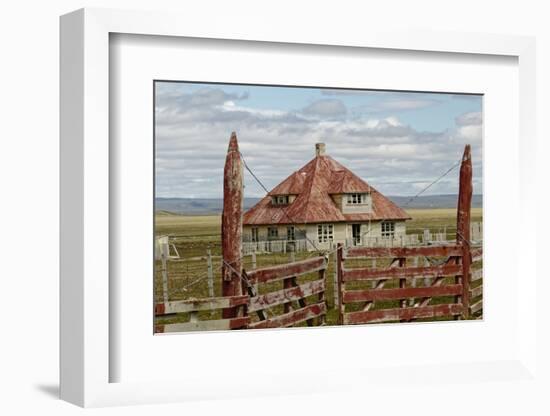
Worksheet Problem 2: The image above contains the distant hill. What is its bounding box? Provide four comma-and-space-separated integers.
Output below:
388, 194, 482, 209
155, 194, 482, 215
155, 198, 261, 215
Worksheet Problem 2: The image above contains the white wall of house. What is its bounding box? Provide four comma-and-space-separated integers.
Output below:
330, 193, 373, 214
341, 193, 373, 214
244, 220, 407, 251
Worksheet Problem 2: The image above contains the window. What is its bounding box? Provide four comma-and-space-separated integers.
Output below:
381, 221, 395, 238
251, 227, 259, 242
347, 193, 363, 204
317, 224, 334, 243
272, 195, 290, 205
268, 227, 279, 240
287, 226, 295, 241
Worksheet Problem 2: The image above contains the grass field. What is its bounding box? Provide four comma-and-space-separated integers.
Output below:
154, 208, 483, 328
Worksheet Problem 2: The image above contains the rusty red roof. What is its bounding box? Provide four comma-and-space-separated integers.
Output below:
243, 151, 411, 225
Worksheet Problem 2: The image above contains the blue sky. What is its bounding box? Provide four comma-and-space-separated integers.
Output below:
155, 81, 482, 198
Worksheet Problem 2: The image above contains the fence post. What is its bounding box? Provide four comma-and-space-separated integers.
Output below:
318, 266, 326, 325
410, 257, 418, 306
251, 251, 258, 294
207, 249, 214, 298
161, 249, 168, 304
332, 249, 339, 308
457, 145, 472, 319
221, 132, 244, 319
336, 243, 344, 325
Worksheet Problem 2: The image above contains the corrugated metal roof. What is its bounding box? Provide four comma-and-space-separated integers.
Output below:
243, 153, 411, 225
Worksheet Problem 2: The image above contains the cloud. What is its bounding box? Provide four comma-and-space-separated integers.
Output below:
455, 111, 482, 126
451, 111, 483, 144
155, 84, 483, 198
300, 99, 347, 117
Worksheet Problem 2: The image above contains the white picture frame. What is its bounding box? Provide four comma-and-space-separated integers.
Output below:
60, 7, 538, 408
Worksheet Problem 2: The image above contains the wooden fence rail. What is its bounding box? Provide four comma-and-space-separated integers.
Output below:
246, 256, 328, 329
155, 255, 329, 332
337, 244, 467, 325
155, 295, 249, 333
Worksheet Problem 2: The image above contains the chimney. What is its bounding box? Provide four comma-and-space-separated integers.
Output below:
315, 143, 326, 157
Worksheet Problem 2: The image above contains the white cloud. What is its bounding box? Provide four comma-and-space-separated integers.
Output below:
301, 99, 347, 117
155, 86, 482, 197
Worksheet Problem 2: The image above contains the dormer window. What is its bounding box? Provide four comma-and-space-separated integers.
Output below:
347, 193, 366, 204
272, 195, 290, 205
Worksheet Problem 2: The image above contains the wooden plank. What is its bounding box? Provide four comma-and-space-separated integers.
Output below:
345, 245, 462, 259
361, 257, 400, 312
242, 270, 267, 321
155, 295, 248, 315
343, 284, 463, 303
470, 299, 483, 314
471, 247, 483, 263
248, 302, 326, 329
155, 316, 249, 333
470, 285, 483, 298
342, 263, 462, 282
247, 256, 327, 284
471, 269, 483, 282
343, 303, 463, 325
283, 277, 294, 314
317, 268, 326, 326
399, 257, 406, 311
249, 279, 325, 312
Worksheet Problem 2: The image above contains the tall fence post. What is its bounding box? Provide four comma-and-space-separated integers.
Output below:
207, 249, 214, 298
457, 145, 472, 319
336, 243, 344, 325
221, 132, 244, 318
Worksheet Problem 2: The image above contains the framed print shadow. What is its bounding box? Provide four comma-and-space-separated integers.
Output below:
153, 82, 484, 334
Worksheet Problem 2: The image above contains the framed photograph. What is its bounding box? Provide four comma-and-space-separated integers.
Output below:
152, 81, 483, 335
60, 8, 538, 408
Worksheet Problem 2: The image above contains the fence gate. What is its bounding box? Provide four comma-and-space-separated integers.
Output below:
244, 256, 328, 329
336, 144, 482, 324
337, 245, 470, 324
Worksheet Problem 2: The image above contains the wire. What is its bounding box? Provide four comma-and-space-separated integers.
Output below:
240, 152, 324, 254
402, 158, 462, 208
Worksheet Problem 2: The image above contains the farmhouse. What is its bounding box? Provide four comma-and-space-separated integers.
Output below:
243, 143, 411, 252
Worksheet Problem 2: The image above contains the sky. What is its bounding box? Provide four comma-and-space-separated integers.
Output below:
155, 81, 482, 198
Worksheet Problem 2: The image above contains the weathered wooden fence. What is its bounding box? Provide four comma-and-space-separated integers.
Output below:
245, 256, 328, 329
155, 255, 328, 331
336, 144, 482, 325
155, 295, 249, 333
469, 247, 483, 318
336, 245, 472, 324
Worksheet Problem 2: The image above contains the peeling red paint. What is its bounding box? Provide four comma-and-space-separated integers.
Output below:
221, 132, 244, 319
243, 152, 410, 225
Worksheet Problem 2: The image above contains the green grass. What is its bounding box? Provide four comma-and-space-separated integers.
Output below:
154, 208, 483, 329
